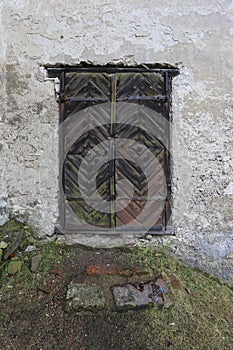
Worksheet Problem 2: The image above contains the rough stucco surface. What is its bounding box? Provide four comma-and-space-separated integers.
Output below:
0, 0, 232, 284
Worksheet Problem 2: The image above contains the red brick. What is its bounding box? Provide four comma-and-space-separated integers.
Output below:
103, 265, 117, 275
86, 264, 101, 276
119, 269, 134, 277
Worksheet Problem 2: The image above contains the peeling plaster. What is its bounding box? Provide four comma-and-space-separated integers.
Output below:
0, 0, 232, 285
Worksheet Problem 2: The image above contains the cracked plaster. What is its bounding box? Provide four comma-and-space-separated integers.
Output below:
0, 0, 232, 284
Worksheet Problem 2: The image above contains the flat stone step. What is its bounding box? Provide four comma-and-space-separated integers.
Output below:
112, 278, 170, 310
65, 278, 171, 312
66, 282, 106, 311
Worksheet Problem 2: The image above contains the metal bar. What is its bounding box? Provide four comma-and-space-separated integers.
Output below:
117, 95, 166, 102
164, 71, 169, 96
59, 71, 65, 230
167, 76, 173, 227
163, 72, 172, 230
55, 227, 175, 235
61, 97, 109, 102
65, 196, 164, 201
61, 95, 166, 102
47, 66, 180, 76
110, 74, 117, 228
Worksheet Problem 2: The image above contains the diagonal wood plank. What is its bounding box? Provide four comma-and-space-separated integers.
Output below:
62, 71, 169, 232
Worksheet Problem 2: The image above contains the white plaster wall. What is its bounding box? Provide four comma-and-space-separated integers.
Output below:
0, 0, 232, 283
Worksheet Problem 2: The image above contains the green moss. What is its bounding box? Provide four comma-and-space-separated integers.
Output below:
36, 240, 74, 273
0, 218, 38, 248
0, 239, 232, 349
132, 242, 233, 350
0, 240, 74, 305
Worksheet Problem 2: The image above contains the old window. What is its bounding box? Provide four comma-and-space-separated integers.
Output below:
48, 66, 179, 235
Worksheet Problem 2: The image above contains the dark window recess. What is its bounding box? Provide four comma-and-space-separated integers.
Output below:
48, 66, 179, 235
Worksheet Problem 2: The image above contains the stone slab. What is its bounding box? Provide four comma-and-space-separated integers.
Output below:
30, 254, 42, 273
7, 260, 23, 275
112, 279, 169, 309
66, 282, 106, 311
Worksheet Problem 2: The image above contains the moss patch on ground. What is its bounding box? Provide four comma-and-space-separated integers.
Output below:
133, 243, 233, 349
0, 231, 232, 350
0, 219, 74, 306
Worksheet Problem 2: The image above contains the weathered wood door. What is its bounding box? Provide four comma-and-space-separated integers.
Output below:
57, 68, 177, 235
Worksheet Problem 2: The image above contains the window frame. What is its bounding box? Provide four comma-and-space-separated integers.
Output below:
47, 65, 179, 236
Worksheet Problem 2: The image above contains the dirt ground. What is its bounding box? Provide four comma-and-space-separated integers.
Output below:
0, 239, 233, 350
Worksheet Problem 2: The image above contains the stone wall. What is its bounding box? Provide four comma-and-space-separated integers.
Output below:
0, 0, 232, 284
